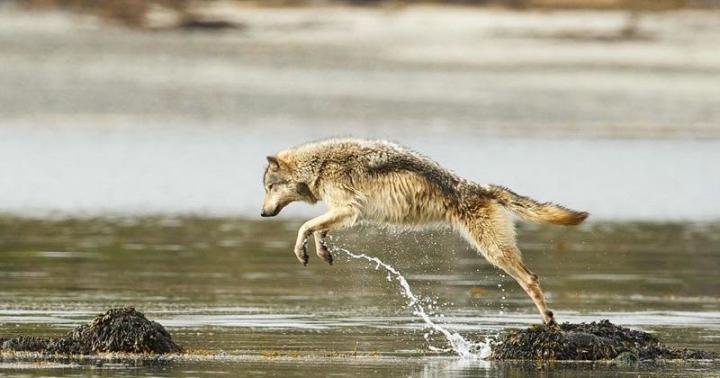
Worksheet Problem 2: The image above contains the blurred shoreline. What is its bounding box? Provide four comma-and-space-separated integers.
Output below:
18, 0, 720, 30
2, 4, 720, 138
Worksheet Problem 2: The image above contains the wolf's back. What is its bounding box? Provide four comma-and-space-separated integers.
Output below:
486, 185, 588, 226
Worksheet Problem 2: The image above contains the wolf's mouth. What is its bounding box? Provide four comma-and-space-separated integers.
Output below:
260, 208, 279, 217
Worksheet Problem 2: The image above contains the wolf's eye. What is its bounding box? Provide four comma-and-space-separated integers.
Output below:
268, 183, 275, 191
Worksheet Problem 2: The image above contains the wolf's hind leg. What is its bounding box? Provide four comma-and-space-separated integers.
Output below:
314, 230, 333, 265
461, 211, 556, 325
502, 256, 556, 326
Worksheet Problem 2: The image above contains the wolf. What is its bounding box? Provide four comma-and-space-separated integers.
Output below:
261, 138, 588, 325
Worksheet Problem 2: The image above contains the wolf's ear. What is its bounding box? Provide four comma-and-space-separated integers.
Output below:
266, 156, 280, 170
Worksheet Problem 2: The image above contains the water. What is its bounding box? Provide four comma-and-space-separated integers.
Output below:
334, 247, 491, 358
1, 217, 719, 376
1, 126, 719, 221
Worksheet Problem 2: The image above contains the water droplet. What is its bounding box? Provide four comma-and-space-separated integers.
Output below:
334, 246, 492, 358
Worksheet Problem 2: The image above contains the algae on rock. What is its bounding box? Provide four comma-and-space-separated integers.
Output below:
491, 320, 717, 361
1, 308, 181, 354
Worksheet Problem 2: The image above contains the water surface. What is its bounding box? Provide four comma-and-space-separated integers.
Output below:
0, 217, 718, 376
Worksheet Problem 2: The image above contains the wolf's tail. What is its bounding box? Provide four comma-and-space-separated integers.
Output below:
485, 185, 588, 226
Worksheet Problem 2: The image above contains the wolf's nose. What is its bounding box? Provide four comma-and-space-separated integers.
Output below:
260, 211, 268, 217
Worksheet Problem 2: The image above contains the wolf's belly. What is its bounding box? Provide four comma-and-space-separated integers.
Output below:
361, 195, 448, 226
355, 171, 456, 226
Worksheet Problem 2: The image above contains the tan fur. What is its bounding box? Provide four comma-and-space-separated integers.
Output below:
261, 138, 588, 325
487, 185, 589, 225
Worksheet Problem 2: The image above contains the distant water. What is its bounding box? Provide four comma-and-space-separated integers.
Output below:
0, 125, 718, 220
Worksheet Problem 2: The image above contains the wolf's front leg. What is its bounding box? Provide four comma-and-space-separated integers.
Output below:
314, 230, 332, 265
294, 207, 357, 266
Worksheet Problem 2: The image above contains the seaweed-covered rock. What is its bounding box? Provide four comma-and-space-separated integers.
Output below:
1, 308, 181, 354
491, 319, 718, 361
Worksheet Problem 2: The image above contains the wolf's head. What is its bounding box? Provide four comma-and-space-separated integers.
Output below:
261, 155, 316, 217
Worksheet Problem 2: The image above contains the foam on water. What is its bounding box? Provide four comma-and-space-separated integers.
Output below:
334, 247, 491, 359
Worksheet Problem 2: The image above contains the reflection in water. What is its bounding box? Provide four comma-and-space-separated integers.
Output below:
0, 216, 719, 376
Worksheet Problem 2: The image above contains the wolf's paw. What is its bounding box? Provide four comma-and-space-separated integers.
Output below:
315, 241, 333, 265
294, 239, 309, 266
544, 311, 559, 329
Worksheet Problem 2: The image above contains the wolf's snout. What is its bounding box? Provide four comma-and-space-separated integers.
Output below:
261, 208, 278, 217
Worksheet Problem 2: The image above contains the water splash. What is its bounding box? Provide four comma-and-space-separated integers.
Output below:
334, 246, 491, 359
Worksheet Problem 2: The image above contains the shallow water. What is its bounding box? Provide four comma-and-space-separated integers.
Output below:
0, 217, 718, 376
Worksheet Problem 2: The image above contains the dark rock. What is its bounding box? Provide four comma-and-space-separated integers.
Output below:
1, 308, 181, 354
178, 18, 243, 31
491, 319, 718, 361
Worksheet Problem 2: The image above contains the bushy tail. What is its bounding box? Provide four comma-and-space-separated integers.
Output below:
486, 185, 588, 225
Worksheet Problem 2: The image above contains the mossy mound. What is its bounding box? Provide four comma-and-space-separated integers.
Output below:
1, 308, 181, 354
491, 320, 717, 361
